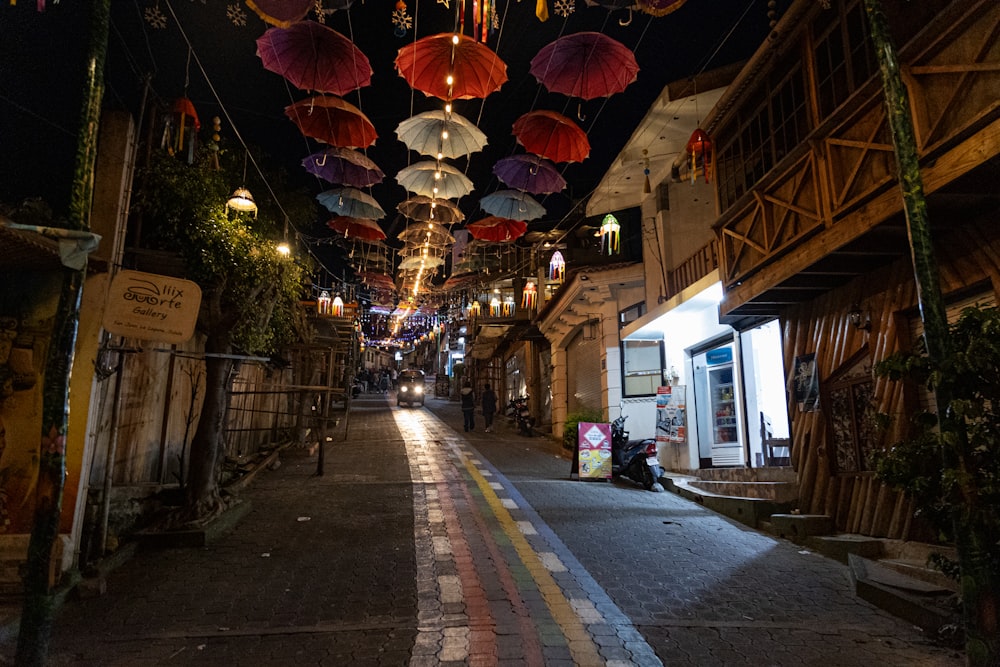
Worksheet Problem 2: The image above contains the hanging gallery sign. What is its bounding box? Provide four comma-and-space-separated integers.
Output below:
103, 270, 201, 344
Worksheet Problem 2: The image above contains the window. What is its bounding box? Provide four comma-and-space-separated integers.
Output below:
621, 339, 665, 397
619, 301, 646, 329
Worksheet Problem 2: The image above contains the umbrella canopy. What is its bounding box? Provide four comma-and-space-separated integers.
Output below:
395, 110, 488, 159
530, 32, 639, 100
467, 216, 528, 242
356, 270, 396, 288
636, 0, 686, 16
246, 0, 313, 27
395, 32, 508, 101
397, 196, 465, 224
492, 155, 566, 194
512, 110, 591, 163
302, 147, 384, 187
285, 96, 377, 148
398, 224, 456, 246
479, 190, 546, 221
396, 161, 475, 199
398, 255, 445, 270
257, 22, 372, 96
317, 187, 386, 219
326, 216, 386, 242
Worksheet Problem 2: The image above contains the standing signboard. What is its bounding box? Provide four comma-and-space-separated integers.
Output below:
574, 422, 612, 480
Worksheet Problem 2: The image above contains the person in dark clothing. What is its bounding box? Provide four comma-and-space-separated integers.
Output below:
460, 381, 475, 432
481, 383, 497, 433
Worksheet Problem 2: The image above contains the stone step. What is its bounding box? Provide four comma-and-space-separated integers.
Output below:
688, 479, 798, 503
848, 554, 960, 635
878, 558, 958, 593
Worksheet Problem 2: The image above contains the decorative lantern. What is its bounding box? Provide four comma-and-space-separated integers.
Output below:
163, 97, 200, 162
548, 250, 565, 282
317, 290, 332, 315
502, 298, 515, 317
490, 296, 501, 317
469, 300, 482, 317
600, 213, 621, 255
332, 295, 345, 317
686, 128, 713, 184
522, 281, 538, 310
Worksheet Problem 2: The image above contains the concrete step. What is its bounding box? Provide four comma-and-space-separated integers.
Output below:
849, 554, 960, 636
688, 479, 798, 503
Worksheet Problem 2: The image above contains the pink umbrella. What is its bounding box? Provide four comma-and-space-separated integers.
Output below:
302, 147, 384, 187
257, 22, 372, 96
530, 32, 639, 100
492, 155, 566, 195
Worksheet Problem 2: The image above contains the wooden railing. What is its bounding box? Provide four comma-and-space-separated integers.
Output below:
666, 239, 719, 299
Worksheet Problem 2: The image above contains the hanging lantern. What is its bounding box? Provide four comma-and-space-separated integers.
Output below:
686, 128, 713, 184
469, 300, 482, 317
502, 298, 515, 317
522, 281, 538, 310
163, 97, 201, 162
600, 213, 621, 255
317, 290, 332, 315
490, 296, 501, 317
332, 295, 345, 317
548, 250, 566, 282
226, 187, 258, 216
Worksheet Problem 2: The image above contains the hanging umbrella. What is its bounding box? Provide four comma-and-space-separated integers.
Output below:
317, 187, 386, 219
492, 155, 566, 194
399, 255, 446, 270
356, 270, 396, 288
326, 216, 386, 241
398, 224, 456, 246
636, 0, 686, 16
452, 254, 498, 274
257, 22, 372, 96
530, 32, 639, 100
302, 147, 384, 187
467, 216, 528, 242
246, 0, 313, 27
395, 32, 508, 101
583, 0, 635, 7
479, 190, 546, 221
397, 196, 465, 224
395, 110, 488, 159
512, 110, 591, 163
285, 96, 377, 148
396, 161, 475, 199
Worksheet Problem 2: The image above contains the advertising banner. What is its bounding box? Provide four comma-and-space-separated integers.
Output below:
575, 422, 612, 480
656, 385, 687, 445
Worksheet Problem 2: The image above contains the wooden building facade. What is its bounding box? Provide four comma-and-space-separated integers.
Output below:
709, 0, 1000, 536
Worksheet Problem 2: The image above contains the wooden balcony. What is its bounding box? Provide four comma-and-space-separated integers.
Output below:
714, 0, 1000, 324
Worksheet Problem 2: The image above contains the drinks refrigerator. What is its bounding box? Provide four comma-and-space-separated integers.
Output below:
695, 345, 743, 467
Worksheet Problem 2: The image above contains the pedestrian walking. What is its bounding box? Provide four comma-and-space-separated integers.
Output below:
460, 381, 475, 432
481, 383, 497, 432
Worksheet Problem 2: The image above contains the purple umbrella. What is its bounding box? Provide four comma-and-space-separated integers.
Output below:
257, 21, 372, 96
492, 155, 566, 195
302, 147, 384, 187
530, 32, 639, 100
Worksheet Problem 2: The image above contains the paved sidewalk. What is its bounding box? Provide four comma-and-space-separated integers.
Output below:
0, 391, 963, 666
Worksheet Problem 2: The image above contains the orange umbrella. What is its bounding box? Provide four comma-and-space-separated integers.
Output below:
285, 96, 377, 148
467, 216, 527, 242
396, 33, 508, 101
512, 110, 590, 163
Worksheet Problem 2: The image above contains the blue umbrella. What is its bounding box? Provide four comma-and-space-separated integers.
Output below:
317, 187, 385, 219
479, 190, 546, 221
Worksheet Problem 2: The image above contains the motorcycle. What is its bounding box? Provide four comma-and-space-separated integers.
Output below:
611, 415, 664, 491
507, 396, 534, 437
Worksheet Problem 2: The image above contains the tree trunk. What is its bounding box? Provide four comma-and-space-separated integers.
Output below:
183, 336, 234, 524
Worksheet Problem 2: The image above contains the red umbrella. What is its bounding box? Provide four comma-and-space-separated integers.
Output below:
302, 147, 384, 187
396, 33, 508, 101
512, 110, 591, 163
285, 96, 377, 148
467, 216, 528, 242
246, 0, 313, 27
530, 32, 639, 100
492, 155, 566, 194
326, 216, 386, 242
357, 271, 396, 288
257, 22, 372, 96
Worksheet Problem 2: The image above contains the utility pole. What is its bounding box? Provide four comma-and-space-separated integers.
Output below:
863, 1, 997, 664
16, 1, 110, 665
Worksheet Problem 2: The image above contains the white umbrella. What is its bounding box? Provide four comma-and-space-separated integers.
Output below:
395, 110, 488, 159
396, 161, 474, 200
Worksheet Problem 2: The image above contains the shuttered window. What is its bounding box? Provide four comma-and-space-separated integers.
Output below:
566, 329, 601, 413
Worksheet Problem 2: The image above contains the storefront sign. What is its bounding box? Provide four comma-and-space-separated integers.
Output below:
103, 270, 201, 344
575, 422, 612, 479
656, 385, 687, 445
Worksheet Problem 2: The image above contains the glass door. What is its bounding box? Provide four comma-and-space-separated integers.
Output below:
694, 343, 743, 466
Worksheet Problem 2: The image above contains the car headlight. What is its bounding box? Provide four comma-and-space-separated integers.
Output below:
414, 386, 423, 394
401, 386, 408, 392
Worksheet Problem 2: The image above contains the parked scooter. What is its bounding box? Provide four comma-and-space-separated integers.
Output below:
611, 415, 664, 491
507, 396, 534, 436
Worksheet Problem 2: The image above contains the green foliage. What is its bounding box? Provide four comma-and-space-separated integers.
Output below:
563, 408, 605, 451
134, 148, 312, 355
874, 306, 1000, 574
